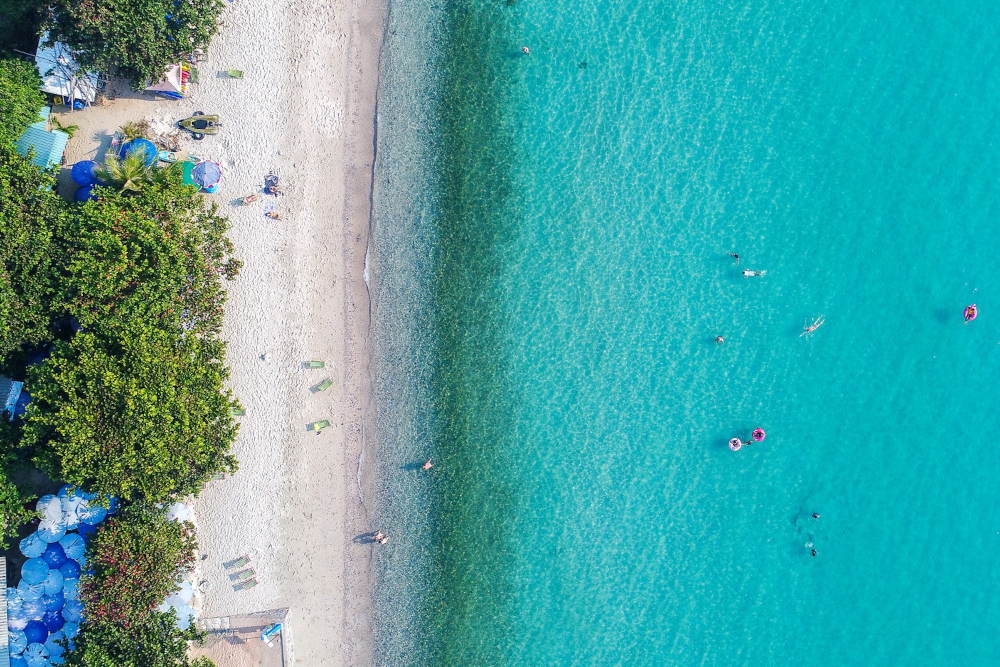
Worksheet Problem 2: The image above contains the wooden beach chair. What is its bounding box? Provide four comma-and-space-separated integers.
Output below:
306, 360, 325, 369
316, 378, 333, 392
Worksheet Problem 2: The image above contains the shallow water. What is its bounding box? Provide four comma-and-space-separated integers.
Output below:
373, 1, 1000, 664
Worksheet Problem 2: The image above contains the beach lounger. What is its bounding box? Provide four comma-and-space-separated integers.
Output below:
229, 555, 251, 569
231, 568, 255, 581
225, 70, 244, 79
210, 473, 225, 480
310, 420, 331, 431
306, 360, 325, 368
316, 378, 333, 392
232, 407, 245, 416
233, 578, 257, 591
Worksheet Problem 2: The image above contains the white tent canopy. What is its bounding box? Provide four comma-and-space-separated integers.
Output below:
145, 64, 184, 94
35, 33, 100, 103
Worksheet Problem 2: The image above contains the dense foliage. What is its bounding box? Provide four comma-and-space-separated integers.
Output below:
0, 58, 45, 143
23, 319, 239, 501
46, 0, 225, 87
0, 0, 45, 58
56, 167, 237, 336
0, 446, 37, 548
0, 140, 64, 359
61, 610, 214, 667
81, 505, 197, 626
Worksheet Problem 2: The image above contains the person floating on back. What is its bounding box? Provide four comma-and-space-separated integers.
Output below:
727, 252, 740, 265
964, 303, 978, 324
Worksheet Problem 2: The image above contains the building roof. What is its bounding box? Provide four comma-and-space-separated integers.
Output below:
16, 107, 70, 169
35, 33, 99, 103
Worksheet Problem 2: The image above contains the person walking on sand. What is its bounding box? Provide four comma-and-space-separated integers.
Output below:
727, 252, 740, 265
422, 459, 433, 470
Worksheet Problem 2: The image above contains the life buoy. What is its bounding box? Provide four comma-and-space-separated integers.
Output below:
752, 428, 766, 442
729, 438, 743, 451
964, 304, 978, 322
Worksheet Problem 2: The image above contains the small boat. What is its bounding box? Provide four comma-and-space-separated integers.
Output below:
178, 111, 221, 140
157, 151, 178, 163
729, 437, 743, 451
964, 304, 977, 323
743, 269, 767, 278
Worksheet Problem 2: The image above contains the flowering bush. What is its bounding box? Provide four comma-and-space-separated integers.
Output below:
81, 505, 196, 627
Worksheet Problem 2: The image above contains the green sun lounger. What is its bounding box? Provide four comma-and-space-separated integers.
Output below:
310, 420, 331, 431
306, 360, 325, 368
226, 70, 243, 79
234, 578, 257, 591
316, 378, 333, 392
232, 568, 255, 581
232, 407, 245, 416
229, 555, 250, 569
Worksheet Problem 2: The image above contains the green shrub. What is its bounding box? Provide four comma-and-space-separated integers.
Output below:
0, 58, 44, 143
46, 0, 224, 88
23, 318, 239, 502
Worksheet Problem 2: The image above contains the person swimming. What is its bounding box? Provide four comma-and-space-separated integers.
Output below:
422, 459, 433, 470
811, 513, 820, 519
715, 336, 724, 345
727, 252, 740, 265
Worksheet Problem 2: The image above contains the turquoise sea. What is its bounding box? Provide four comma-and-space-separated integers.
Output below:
371, 1, 1000, 664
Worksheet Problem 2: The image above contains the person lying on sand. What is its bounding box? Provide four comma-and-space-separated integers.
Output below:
265, 211, 281, 220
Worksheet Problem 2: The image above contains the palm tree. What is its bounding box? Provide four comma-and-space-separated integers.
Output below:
95, 152, 156, 194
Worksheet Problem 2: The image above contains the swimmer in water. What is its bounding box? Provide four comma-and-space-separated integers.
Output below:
811, 513, 820, 519
522, 46, 530, 55
727, 252, 740, 265
811, 549, 817, 557
715, 336, 724, 345
422, 459, 433, 471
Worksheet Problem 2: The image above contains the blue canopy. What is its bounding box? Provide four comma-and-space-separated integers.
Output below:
23, 642, 48, 667
58, 560, 80, 581
23, 621, 47, 645
42, 568, 64, 596
16, 579, 44, 602
74, 184, 98, 203
21, 559, 49, 586
70, 160, 100, 186
119, 138, 157, 167
58, 534, 84, 560
9, 630, 27, 655
20, 533, 47, 559
42, 542, 67, 568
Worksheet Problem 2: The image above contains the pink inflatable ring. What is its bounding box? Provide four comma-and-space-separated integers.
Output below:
752, 428, 766, 442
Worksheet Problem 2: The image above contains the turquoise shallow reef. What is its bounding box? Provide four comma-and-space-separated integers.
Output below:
371, 0, 1000, 664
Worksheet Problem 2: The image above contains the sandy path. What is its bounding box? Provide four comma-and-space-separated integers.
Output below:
184, 1, 385, 666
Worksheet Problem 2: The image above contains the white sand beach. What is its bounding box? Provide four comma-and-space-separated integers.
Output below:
58, 0, 386, 664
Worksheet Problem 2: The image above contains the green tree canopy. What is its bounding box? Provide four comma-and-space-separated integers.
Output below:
46, 0, 224, 88
56, 170, 238, 338
22, 319, 239, 501
0, 58, 44, 143
61, 610, 214, 667
0, 140, 64, 360
82, 504, 197, 626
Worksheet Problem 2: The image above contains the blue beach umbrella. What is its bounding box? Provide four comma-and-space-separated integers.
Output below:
41, 569, 63, 596
77, 501, 106, 526
20, 597, 46, 620
45, 630, 66, 664
42, 543, 67, 569
58, 560, 80, 581
42, 611, 64, 634
8, 609, 30, 632
9, 630, 27, 655
57, 534, 84, 561
17, 580, 44, 602
74, 184, 98, 203
61, 623, 78, 640
119, 138, 157, 167
12, 656, 28, 667
20, 533, 47, 558
22, 559, 50, 585
41, 592, 64, 613
61, 579, 78, 602
191, 160, 222, 189
61, 600, 83, 624
8, 586, 23, 610
37, 520, 66, 544
23, 621, 47, 645
70, 160, 100, 186
23, 642, 48, 667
